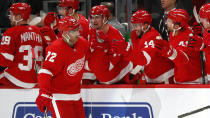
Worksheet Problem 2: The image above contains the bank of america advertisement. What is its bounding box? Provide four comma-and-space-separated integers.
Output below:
1, 85, 210, 118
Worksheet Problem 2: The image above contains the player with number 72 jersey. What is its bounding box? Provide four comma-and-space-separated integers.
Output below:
0, 25, 46, 88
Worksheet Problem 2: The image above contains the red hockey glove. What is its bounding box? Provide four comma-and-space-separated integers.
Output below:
203, 29, 210, 46
91, 38, 110, 50
96, 30, 108, 40
188, 34, 204, 51
124, 73, 140, 84
131, 30, 138, 40
192, 21, 203, 36
40, 27, 57, 43
44, 12, 58, 29
91, 30, 109, 50
155, 40, 177, 60
36, 73, 52, 113
111, 40, 131, 56
36, 89, 52, 113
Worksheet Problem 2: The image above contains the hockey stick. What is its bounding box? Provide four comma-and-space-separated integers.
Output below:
29, 17, 42, 26
193, 6, 206, 84
44, 107, 48, 118
193, 6, 200, 24
178, 105, 210, 118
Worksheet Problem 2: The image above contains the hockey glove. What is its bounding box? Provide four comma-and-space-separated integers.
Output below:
203, 29, 210, 46
155, 40, 177, 60
96, 30, 108, 41
188, 34, 204, 51
91, 30, 109, 50
192, 21, 203, 36
124, 73, 140, 84
131, 30, 138, 40
111, 40, 131, 56
36, 89, 52, 113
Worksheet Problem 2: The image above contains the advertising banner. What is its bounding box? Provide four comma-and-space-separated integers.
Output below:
0, 85, 210, 118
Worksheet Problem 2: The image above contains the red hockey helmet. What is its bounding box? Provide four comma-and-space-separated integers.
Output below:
199, 3, 210, 21
168, 9, 189, 28
44, 12, 59, 27
58, 16, 79, 32
59, 0, 79, 10
131, 10, 152, 25
9, 2, 31, 20
89, 5, 110, 18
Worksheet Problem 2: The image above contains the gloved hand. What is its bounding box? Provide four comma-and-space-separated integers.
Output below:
155, 39, 176, 59
36, 89, 52, 113
44, 12, 58, 29
203, 29, 210, 46
131, 30, 138, 40
91, 38, 109, 50
40, 27, 57, 43
91, 29, 109, 50
124, 73, 138, 84
111, 40, 131, 56
188, 34, 204, 51
192, 21, 203, 36
96, 30, 108, 41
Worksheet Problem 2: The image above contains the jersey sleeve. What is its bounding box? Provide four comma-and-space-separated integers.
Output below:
79, 15, 89, 39
0, 29, 16, 67
38, 46, 65, 77
37, 45, 64, 90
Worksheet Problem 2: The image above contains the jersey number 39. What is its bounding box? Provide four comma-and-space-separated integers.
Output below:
18, 45, 43, 71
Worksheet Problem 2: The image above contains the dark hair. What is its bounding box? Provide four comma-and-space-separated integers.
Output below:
101, 2, 115, 16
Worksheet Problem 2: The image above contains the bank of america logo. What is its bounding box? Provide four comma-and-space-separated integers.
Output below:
84, 102, 154, 118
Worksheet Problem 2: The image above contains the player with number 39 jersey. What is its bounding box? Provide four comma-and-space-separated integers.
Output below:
0, 3, 46, 88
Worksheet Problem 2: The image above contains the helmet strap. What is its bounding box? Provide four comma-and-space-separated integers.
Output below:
142, 25, 150, 33
68, 9, 75, 16
13, 16, 23, 25
102, 16, 108, 25
172, 24, 181, 36
62, 34, 71, 44
101, 16, 108, 29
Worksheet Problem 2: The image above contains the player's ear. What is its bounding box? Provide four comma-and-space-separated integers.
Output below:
174, 23, 181, 29
103, 15, 108, 21
143, 22, 149, 28
16, 14, 23, 20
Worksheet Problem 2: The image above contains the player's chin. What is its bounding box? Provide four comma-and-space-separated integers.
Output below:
161, 3, 165, 9
135, 30, 141, 36
93, 24, 99, 29
75, 35, 79, 39
73, 36, 79, 42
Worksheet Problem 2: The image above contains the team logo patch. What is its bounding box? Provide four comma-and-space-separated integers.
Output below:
67, 56, 85, 76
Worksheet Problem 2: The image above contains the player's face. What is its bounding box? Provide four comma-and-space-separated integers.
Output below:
166, 18, 174, 31
67, 8, 74, 16
161, 0, 176, 10
90, 15, 104, 29
57, 6, 68, 17
9, 12, 22, 26
200, 18, 210, 29
131, 23, 143, 36
62, 28, 80, 45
